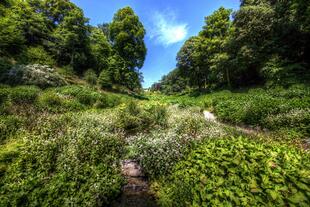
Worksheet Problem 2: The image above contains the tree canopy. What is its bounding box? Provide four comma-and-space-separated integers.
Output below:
0, 1, 146, 91
154, 1, 310, 94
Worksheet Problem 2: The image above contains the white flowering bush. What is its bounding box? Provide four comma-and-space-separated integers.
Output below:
1, 64, 67, 88
127, 106, 227, 179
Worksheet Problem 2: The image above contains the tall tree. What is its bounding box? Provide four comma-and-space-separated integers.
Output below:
89, 27, 111, 73
50, 5, 90, 72
200, 7, 232, 87
109, 7, 147, 70
109, 7, 147, 89
176, 7, 233, 89
177, 36, 207, 89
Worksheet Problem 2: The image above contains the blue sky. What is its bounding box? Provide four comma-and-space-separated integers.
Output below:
71, 0, 240, 88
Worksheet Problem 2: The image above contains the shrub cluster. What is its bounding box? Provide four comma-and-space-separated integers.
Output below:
157, 137, 310, 207
0, 86, 41, 116
0, 57, 12, 77
0, 140, 22, 177
208, 87, 310, 137
37, 85, 128, 112
0, 112, 126, 206
83, 69, 97, 86
116, 101, 168, 133
17, 46, 55, 66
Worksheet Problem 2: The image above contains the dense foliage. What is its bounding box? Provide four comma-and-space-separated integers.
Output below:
0, 1, 146, 91
153, 1, 310, 94
157, 137, 310, 206
0, 112, 126, 206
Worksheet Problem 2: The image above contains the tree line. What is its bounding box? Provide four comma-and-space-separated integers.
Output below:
152, 0, 310, 94
0, 0, 146, 91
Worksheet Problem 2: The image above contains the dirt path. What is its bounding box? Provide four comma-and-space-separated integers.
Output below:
203, 110, 263, 136
111, 160, 157, 207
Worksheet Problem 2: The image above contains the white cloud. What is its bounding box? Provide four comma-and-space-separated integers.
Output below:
149, 11, 188, 47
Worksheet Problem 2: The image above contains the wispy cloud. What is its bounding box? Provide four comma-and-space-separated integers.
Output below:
149, 10, 188, 47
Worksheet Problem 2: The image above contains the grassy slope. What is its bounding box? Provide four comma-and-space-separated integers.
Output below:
147, 84, 310, 140
0, 79, 309, 206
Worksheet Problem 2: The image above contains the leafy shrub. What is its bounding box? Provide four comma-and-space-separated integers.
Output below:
116, 101, 149, 132
98, 69, 112, 89
37, 90, 85, 112
116, 101, 168, 132
261, 56, 309, 87
84, 69, 97, 86
145, 103, 168, 127
0, 115, 23, 142
7, 85, 41, 104
196, 86, 309, 137
0, 64, 67, 88
55, 85, 101, 106
18, 46, 55, 66
129, 131, 191, 179
0, 87, 9, 105
174, 114, 206, 137
157, 137, 310, 207
263, 109, 310, 137
38, 86, 126, 112
0, 113, 125, 206
0, 140, 23, 177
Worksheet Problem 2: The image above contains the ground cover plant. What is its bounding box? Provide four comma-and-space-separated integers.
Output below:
0, 112, 126, 206
156, 137, 310, 207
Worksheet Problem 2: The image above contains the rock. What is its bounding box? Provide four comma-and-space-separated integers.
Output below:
121, 160, 144, 177
203, 111, 216, 121
113, 160, 158, 207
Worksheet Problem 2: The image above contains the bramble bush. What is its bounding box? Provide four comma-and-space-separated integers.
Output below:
157, 137, 310, 207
